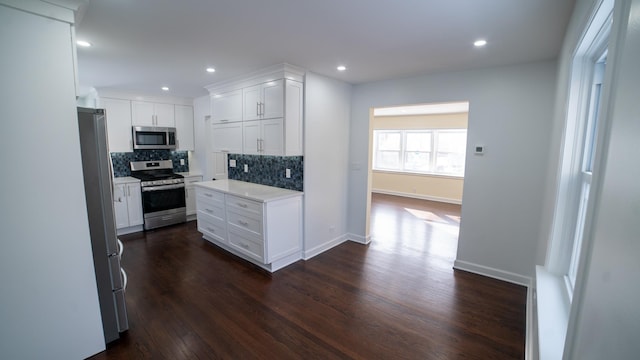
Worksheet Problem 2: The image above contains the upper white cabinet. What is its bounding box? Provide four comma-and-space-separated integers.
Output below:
243, 118, 284, 155
243, 80, 283, 121
175, 105, 194, 151
211, 89, 242, 124
205, 64, 305, 156
132, 101, 175, 127
102, 98, 133, 153
211, 122, 243, 154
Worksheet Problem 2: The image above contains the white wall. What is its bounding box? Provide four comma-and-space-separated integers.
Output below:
349, 61, 557, 283
303, 72, 352, 258
0, 4, 105, 358
562, 0, 640, 357
192, 94, 210, 177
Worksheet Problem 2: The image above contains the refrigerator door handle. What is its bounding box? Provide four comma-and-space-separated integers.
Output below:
117, 238, 124, 258
121, 268, 128, 291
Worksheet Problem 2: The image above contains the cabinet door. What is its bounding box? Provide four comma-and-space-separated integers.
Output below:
242, 85, 261, 121
261, 80, 284, 119
175, 105, 194, 150
154, 103, 175, 127
186, 187, 196, 216
131, 101, 155, 126
126, 183, 143, 226
242, 120, 261, 155
113, 184, 129, 229
261, 118, 284, 155
102, 98, 133, 153
211, 122, 243, 153
211, 90, 242, 123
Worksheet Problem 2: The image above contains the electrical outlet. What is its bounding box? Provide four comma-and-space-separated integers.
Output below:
229, 159, 236, 167
244, 164, 248, 172
180, 159, 185, 166
285, 168, 291, 178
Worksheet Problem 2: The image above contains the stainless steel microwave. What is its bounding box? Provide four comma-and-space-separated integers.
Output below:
132, 126, 177, 150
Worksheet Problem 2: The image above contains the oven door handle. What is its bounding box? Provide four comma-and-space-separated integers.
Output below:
142, 184, 185, 192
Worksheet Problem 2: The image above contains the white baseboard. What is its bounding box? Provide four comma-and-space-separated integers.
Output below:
372, 188, 462, 205
303, 234, 349, 260
347, 233, 371, 244
453, 259, 532, 287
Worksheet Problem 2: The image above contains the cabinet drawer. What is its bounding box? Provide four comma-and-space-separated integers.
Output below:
197, 197, 226, 221
197, 188, 224, 203
227, 209, 263, 236
226, 195, 262, 215
198, 215, 227, 243
197, 209, 226, 229
228, 230, 264, 262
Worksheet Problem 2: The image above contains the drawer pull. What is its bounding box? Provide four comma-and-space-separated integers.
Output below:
237, 203, 248, 208
240, 243, 249, 249
205, 208, 214, 213
238, 220, 249, 226
207, 227, 215, 233
205, 193, 213, 197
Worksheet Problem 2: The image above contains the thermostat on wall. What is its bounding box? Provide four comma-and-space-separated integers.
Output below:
474, 145, 485, 155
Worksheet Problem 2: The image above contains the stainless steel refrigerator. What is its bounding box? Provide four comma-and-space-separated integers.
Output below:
77, 107, 129, 343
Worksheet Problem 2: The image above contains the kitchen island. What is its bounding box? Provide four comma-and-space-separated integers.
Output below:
194, 180, 303, 272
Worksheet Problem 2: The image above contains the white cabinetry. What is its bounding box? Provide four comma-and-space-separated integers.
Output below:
195, 180, 303, 272
211, 89, 242, 124
132, 101, 175, 127
175, 105, 194, 151
101, 98, 133, 152
184, 174, 203, 220
205, 64, 305, 157
243, 118, 284, 155
211, 122, 243, 153
113, 178, 143, 234
243, 80, 283, 121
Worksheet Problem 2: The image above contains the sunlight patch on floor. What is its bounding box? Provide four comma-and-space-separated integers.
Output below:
404, 208, 444, 222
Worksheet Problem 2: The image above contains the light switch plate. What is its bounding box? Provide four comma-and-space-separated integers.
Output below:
229, 159, 237, 167
180, 159, 185, 165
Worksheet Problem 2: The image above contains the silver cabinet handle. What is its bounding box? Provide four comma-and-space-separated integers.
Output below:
260, 102, 264, 116
207, 227, 215, 233
256, 138, 260, 152
240, 243, 249, 249
238, 220, 249, 226
256, 102, 260, 116
205, 193, 213, 197
237, 203, 248, 208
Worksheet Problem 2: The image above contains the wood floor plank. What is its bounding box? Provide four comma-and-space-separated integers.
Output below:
89, 193, 526, 359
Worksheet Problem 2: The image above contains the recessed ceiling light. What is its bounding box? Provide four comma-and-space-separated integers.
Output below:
474, 39, 487, 47
161, 86, 169, 91
76, 40, 92, 47
206, 67, 216, 73
337, 65, 347, 71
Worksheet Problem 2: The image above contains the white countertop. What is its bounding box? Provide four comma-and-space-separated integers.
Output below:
113, 176, 140, 184
177, 172, 203, 178
194, 179, 303, 202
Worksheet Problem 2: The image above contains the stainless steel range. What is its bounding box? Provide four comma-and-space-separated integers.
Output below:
130, 160, 186, 230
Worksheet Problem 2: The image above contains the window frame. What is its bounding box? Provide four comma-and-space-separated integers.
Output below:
372, 128, 467, 177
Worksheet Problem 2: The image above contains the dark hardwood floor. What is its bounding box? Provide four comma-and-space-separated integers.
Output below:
91, 193, 526, 359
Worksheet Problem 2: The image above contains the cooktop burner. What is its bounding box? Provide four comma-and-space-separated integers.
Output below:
129, 160, 184, 186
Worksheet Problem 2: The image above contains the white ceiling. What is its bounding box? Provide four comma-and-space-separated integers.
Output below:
75, 0, 575, 99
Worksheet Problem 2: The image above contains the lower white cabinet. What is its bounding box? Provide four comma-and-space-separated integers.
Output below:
184, 174, 203, 220
113, 179, 143, 233
195, 180, 303, 272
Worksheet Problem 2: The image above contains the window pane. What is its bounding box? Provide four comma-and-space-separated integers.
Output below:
377, 132, 401, 150
406, 132, 431, 151
404, 151, 431, 171
376, 151, 401, 170
436, 131, 467, 175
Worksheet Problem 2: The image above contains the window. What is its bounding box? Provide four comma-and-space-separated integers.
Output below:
373, 129, 467, 176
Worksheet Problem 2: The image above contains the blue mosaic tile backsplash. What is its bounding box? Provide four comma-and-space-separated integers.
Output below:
227, 154, 303, 191
111, 150, 189, 177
